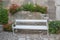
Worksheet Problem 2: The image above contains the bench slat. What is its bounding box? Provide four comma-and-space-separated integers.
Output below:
15, 19, 47, 22
13, 25, 48, 30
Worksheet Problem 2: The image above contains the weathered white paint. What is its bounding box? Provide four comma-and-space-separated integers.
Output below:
12, 19, 48, 34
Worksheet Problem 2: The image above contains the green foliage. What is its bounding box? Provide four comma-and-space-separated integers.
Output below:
9, 7, 21, 15
0, 8, 8, 24
22, 3, 47, 13
9, 3, 47, 14
49, 21, 60, 34
34, 4, 47, 13
22, 3, 34, 12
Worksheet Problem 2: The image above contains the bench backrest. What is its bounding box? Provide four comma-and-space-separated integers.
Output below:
15, 19, 48, 26
15, 19, 47, 22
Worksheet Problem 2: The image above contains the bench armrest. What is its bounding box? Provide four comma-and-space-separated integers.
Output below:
12, 23, 16, 28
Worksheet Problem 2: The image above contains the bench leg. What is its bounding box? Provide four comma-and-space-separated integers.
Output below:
47, 30, 50, 40
12, 28, 15, 35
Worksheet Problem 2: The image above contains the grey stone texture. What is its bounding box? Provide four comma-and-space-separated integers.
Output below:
0, 31, 60, 40
3, 0, 56, 20
13, 11, 43, 19
2, 0, 10, 7
47, 0, 56, 20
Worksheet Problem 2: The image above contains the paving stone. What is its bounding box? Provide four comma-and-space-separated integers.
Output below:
18, 38, 25, 40
0, 31, 60, 40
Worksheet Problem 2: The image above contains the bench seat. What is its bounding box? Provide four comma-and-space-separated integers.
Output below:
13, 25, 48, 30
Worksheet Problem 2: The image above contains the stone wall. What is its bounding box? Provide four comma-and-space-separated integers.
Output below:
2, 0, 10, 7
47, 0, 56, 20
55, 0, 60, 20
10, 0, 56, 20
10, 0, 48, 6
4, 0, 56, 20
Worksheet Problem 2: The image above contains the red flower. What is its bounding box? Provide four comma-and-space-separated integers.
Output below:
10, 4, 19, 10
9, 4, 20, 14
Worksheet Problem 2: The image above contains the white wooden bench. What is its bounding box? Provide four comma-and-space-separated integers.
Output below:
12, 19, 48, 34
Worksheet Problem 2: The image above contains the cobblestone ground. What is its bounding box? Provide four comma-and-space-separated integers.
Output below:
0, 31, 60, 40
